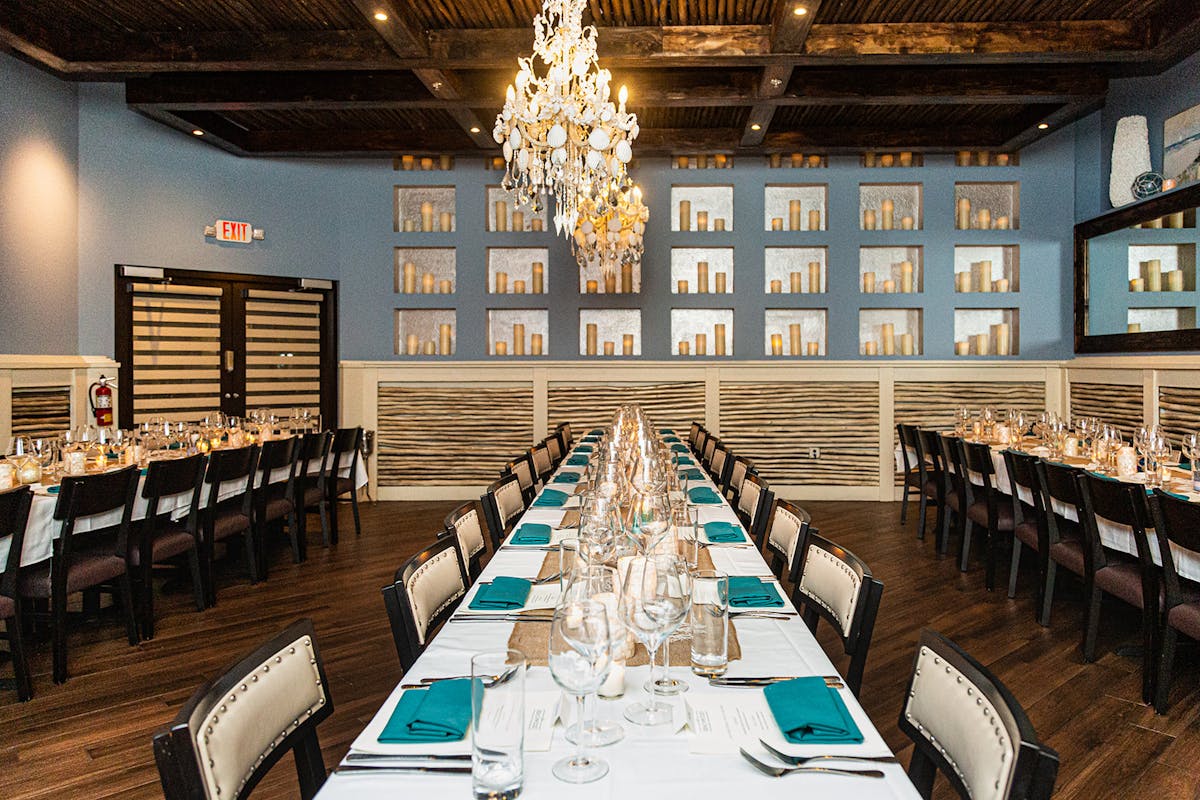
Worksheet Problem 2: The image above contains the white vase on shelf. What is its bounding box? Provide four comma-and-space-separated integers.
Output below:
1109, 115, 1151, 208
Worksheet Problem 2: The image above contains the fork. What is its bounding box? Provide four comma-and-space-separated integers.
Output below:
532, 571, 562, 585
757, 739, 897, 767
739, 748, 884, 779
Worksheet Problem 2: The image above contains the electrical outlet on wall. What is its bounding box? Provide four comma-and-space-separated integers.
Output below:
808, 447, 820, 459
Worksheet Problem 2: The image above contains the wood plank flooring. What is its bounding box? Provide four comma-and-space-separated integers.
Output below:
2, 498, 1198, 799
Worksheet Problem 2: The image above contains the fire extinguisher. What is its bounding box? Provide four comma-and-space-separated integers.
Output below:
89, 375, 115, 427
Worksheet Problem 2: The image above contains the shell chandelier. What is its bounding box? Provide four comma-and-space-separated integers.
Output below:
493, 0, 639, 239
574, 185, 648, 280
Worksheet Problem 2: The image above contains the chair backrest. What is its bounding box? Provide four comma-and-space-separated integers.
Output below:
688, 422, 702, 447
1001, 449, 1044, 526
443, 500, 487, 581
153, 618, 333, 800
53, 465, 142, 561
764, 499, 811, 581
792, 531, 883, 696
962, 440, 996, 481
546, 434, 563, 464
737, 473, 774, 548
556, 422, 573, 450
203, 445, 260, 515
702, 436, 718, 467
726, 456, 751, 502
381, 537, 468, 671
299, 430, 333, 479
330, 426, 363, 476
694, 427, 709, 455
502, 454, 537, 503
918, 429, 946, 476
0, 486, 32, 600
530, 443, 553, 482
900, 629, 1059, 800
1075, 471, 1154, 573
897, 423, 920, 474
482, 474, 525, 548
142, 453, 207, 537
709, 446, 729, 485
1149, 489, 1200, 618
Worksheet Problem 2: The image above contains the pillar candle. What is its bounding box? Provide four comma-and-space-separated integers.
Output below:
401, 155, 414, 170
531, 334, 543, 356
900, 261, 914, 293
678, 341, 690, 355
715, 154, 728, 169
585, 323, 598, 355
510, 210, 524, 232
808, 261, 821, 293
900, 333, 914, 355
807, 341, 820, 356
440, 155, 453, 170
622, 334, 634, 356
1146, 217, 1163, 229
421, 273, 435, 293
513, 280, 526, 294
1167, 270, 1184, 292
494, 340, 507, 356
790, 271, 803, 293
789, 323, 802, 356
439, 211, 453, 232
714, 324, 727, 356
881, 323, 896, 355
677, 155, 689, 169
956, 197, 971, 230
899, 151, 914, 167
901, 215, 914, 230
714, 273, 727, 294
586, 279, 598, 294
977, 151, 990, 167
604, 272, 616, 294
492, 156, 505, 170
438, 279, 453, 294
423, 340, 436, 355
956, 151, 972, 166
1144, 259, 1163, 292
864, 341, 878, 355
405, 333, 419, 355
494, 200, 508, 231
439, 324, 453, 355
420, 157, 434, 170
956, 271, 972, 293
697, 262, 709, 293
402, 261, 417, 293
1129, 277, 1145, 292
791, 153, 804, 168
531, 217, 544, 231
996, 215, 1010, 230
532, 262, 544, 294
993, 323, 1011, 356
495, 271, 508, 293
976, 261, 993, 292
863, 272, 876, 293
769, 279, 783, 293
697, 155, 708, 169
880, 153, 895, 168
993, 278, 1009, 293
789, 200, 803, 231
951, 340, 967, 356
695, 333, 707, 356
420, 201, 434, 232
808, 155, 822, 168
864, 152, 877, 167
1128, 323, 1142, 333
714, 218, 726, 231
679, 199, 691, 231
677, 279, 689, 294
621, 263, 633, 294
770, 153, 782, 168
977, 208, 991, 230
863, 209, 877, 230
809, 209, 821, 230
882, 279, 896, 293
996, 153, 1010, 166
974, 333, 990, 356
771, 217, 784, 231
512, 323, 525, 356
603, 341, 614, 356
881, 198, 894, 230
696, 211, 709, 231
1167, 211, 1185, 228
770, 334, 784, 356
404, 219, 416, 232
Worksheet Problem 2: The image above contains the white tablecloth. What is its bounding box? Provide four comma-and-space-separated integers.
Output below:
316, 434, 919, 800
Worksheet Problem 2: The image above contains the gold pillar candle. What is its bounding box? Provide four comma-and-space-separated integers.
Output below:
697, 155, 708, 169
715, 154, 727, 169
602, 341, 614, 356
494, 340, 507, 356
791, 153, 804, 168
585, 324, 598, 355
996, 215, 1010, 230
714, 324, 726, 356
993, 323, 1011, 356
864, 152, 877, 167
789, 323, 802, 355
789, 271, 803, 294
863, 209, 877, 230
955, 271, 970, 293
993, 277, 1010, 293
769, 279, 783, 293
1167, 270, 1184, 292
881, 322, 896, 355
439, 155, 453, 171
808, 261, 821, 293
996, 153, 1010, 166
900, 261, 914, 293
621, 263, 633, 293
1129, 277, 1145, 292
419, 157, 434, 170
586, 279, 598, 294
439, 211, 452, 232
899, 151, 913, 167
531, 217, 544, 231
900, 333, 914, 355
1144, 259, 1163, 292
421, 272, 436, 293
807, 341, 820, 356
808, 154, 821, 168
695, 333, 707, 356
697, 262, 709, 293
420, 201, 434, 232
604, 272, 616, 294
512, 324, 525, 356
494, 200, 508, 231
405, 333, 419, 355
901, 215, 914, 230
495, 271, 508, 293
771, 217, 784, 231
1128, 323, 1142, 333
714, 218, 726, 231
438, 279, 453, 293
1167, 211, 1185, 228
1146, 216, 1163, 229
769, 153, 782, 168
401, 155, 414, 170
677, 155, 689, 169
532, 262, 544, 294
402, 261, 417, 293
696, 211, 709, 231
789, 200, 803, 231
881, 198, 895, 230
714, 272, 727, 294
977, 208, 991, 230
955, 341, 970, 356
513, 279, 526, 294
882, 278, 896, 294
491, 156, 505, 170
531, 334, 543, 355
956, 151, 972, 166
403, 219, 416, 232
976, 261, 993, 292
974, 334, 991, 356
510, 210, 524, 231
677, 279, 689, 294
956, 197, 971, 230
863, 272, 876, 293
423, 341, 436, 355
623, 334, 634, 356
770, 333, 784, 356
679, 199, 691, 231
864, 341, 878, 355
880, 153, 895, 168
679, 341, 690, 355
809, 209, 821, 230
439, 324, 453, 355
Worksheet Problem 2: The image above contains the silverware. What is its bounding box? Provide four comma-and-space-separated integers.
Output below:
757, 739, 897, 767
451, 613, 553, 623
346, 752, 471, 763
401, 664, 522, 691
333, 764, 471, 776
699, 542, 753, 549
729, 610, 797, 619
709, 675, 844, 689
532, 571, 562, 585
739, 748, 884, 779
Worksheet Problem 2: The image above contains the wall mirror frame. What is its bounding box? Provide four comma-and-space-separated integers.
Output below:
1075, 182, 1200, 353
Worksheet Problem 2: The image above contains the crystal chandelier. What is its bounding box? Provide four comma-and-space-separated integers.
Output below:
493, 0, 639, 238
573, 185, 648, 280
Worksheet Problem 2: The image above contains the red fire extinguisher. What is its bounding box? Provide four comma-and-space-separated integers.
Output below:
89, 375, 115, 427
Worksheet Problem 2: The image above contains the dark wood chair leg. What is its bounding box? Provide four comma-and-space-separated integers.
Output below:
318, 498, 331, 548
916, 492, 928, 541
293, 731, 328, 800
52, 583, 68, 684
1082, 581, 1103, 662
203, 534, 218, 608
289, 508, 304, 563
1141, 606, 1156, 706
906, 749, 938, 799
900, 485, 910, 524
350, 488, 362, 537
328, 493, 340, 545
959, 520, 976, 572
983, 529, 999, 591
140, 558, 156, 640
1007, 538, 1023, 598
245, 528, 262, 584
187, 547, 205, 612
119, 572, 140, 646
1154, 626, 1177, 714
8, 601, 34, 701
1038, 560, 1058, 627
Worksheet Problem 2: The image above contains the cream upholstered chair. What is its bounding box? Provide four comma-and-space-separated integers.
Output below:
701, 436, 718, 469
900, 629, 1059, 800
764, 499, 811, 582
153, 618, 333, 800
555, 422, 573, 451
688, 421, 703, 449
723, 455, 754, 506
530, 443, 554, 485
502, 454, 537, 505
546, 434, 563, 465
736, 473, 774, 550
482, 474, 526, 549
443, 500, 488, 581
708, 446, 730, 487
381, 537, 469, 671
790, 531, 882, 696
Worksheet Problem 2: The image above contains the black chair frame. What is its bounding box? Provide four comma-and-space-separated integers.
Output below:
381, 536, 469, 671
0, 486, 33, 700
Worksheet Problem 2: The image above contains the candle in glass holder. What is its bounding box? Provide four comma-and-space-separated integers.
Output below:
864, 341, 878, 355
881, 322, 896, 355
771, 217, 784, 231
808, 209, 821, 231
769, 279, 783, 293
420, 201, 434, 232
714, 324, 726, 356
900, 261, 914, 293
882, 279, 896, 293
402, 261, 417, 293
531, 334, 543, 356
679, 200, 691, 231
494, 200, 508, 231
770, 333, 784, 356
531, 217, 544, 231
789, 200, 802, 231
512, 323, 525, 355
901, 215, 914, 230
421, 272, 435, 294
863, 209, 877, 230
586, 279, 598, 294
678, 341, 690, 355
604, 272, 616, 294
807, 341, 820, 356
439, 211, 452, 232
900, 333, 914, 355
695, 333, 707, 356
586, 323, 598, 355
439, 324, 453, 355
495, 271, 508, 293
808, 261, 821, 293
622, 334, 634, 356
513, 279, 526, 294
494, 340, 507, 356
789, 271, 802, 294
511, 210, 524, 231
696, 211, 709, 231
532, 262, 544, 293
714, 273, 727, 294
789, 323, 802, 355
956, 197, 971, 229
621, 263, 633, 293
863, 272, 876, 293
405, 333, 420, 355
881, 199, 895, 230
955, 340, 970, 355
677, 279, 689, 294
696, 262, 709, 293
977, 208, 991, 230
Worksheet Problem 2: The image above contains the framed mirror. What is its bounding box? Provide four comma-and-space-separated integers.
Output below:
1075, 182, 1200, 353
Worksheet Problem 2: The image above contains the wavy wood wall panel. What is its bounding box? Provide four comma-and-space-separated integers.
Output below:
547, 382, 705, 434
11, 388, 71, 438
377, 385, 534, 485
1159, 387, 1200, 441
1070, 382, 1143, 435
719, 383, 879, 486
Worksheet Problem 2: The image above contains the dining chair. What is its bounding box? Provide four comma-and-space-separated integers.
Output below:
917, 428, 948, 552
937, 434, 969, 559
701, 436, 718, 470
694, 427, 709, 458
1031, 460, 1086, 627
381, 536, 469, 671
253, 437, 302, 576
546, 433, 563, 466
790, 531, 883, 697
481, 474, 526, 550
529, 442, 554, 486
501, 453, 538, 506
327, 426, 364, 542
896, 423, 924, 529
135, 453, 206, 640
0, 485, 33, 700
443, 499, 487, 581
961, 439, 1014, 590
763, 498, 811, 583
899, 629, 1059, 800
1147, 489, 1200, 713
736, 473, 774, 550
687, 422, 702, 450
200, 444, 260, 606
708, 445, 730, 487
19, 465, 141, 684
722, 455, 754, 506
555, 422, 574, 452
294, 430, 333, 547
1075, 471, 1156, 701
1002, 449, 1048, 603
152, 618, 332, 800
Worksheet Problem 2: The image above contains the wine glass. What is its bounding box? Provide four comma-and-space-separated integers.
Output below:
548, 600, 613, 783
621, 554, 691, 726
561, 566, 627, 747
1182, 432, 1200, 491
631, 491, 671, 554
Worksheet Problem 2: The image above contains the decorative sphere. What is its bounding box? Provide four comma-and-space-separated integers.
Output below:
1131, 171, 1164, 199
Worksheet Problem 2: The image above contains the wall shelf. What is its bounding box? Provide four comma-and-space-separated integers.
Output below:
395, 309, 456, 356
954, 308, 1019, 356
394, 186, 455, 233
860, 246, 922, 294
671, 308, 733, 356
764, 309, 826, 356
862, 152, 922, 168
671, 247, 734, 294
579, 309, 642, 356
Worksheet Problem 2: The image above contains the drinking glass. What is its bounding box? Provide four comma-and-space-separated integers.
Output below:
671, 501, 699, 571
632, 491, 671, 554
471, 649, 526, 800
1147, 433, 1170, 489
1182, 432, 1200, 492
690, 570, 730, 676
559, 537, 582, 591
549, 601, 613, 783
561, 566, 626, 746
621, 554, 691, 726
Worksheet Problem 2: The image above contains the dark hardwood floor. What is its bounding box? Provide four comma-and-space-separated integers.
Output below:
2, 498, 1198, 798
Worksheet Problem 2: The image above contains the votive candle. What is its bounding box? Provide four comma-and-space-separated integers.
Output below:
807, 341, 820, 356
863, 209, 877, 230
603, 341, 614, 356
494, 340, 507, 356
677, 279, 689, 294
771, 217, 784, 231
586, 279, 598, 294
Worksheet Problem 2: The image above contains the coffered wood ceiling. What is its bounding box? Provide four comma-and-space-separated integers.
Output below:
2, 0, 1198, 157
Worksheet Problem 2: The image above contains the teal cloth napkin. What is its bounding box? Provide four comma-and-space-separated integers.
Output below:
688, 487, 722, 505
728, 576, 784, 607
533, 489, 569, 507
553, 472, 581, 484
680, 468, 705, 481
574, 445, 594, 454
566, 454, 589, 467
663, 436, 681, 444
589, 428, 604, 435
659, 428, 674, 434
764, 677, 863, 745
675, 456, 695, 466
46, 485, 60, 494
671, 443, 690, 454
378, 679, 476, 743
704, 521, 746, 543
510, 523, 552, 545
581, 435, 599, 443
468, 576, 532, 610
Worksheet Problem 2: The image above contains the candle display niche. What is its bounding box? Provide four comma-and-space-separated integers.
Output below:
859, 309, 922, 356
486, 186, 548, 232
954, 246, 1020, 293
579, 309, 642, 356
764, 309, 827, 356
671, 248, 734, 294
488, 248, 550, 294
953, 308, 1019, 356
860, 183, 922, 231
860, 246, 922, 294
671, 309, 733, 357
862, 151, 922, 168
488, 309, 548, 357
394, 309, 456, 356
671, 185, 733, 232
955, 182, 1020, 230
764, 247, 827, 294
394, 248, 457, 295
394, 186, 455, 233
763, 185, 827, 231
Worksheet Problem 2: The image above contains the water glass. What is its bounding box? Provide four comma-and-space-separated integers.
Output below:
559, 537, 581, 591
471, 649, 526, 800
1182, 432, 1200, 492
690, 570, 729, 676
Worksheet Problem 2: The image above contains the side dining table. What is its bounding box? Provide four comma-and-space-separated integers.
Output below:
318, 431, 919, 800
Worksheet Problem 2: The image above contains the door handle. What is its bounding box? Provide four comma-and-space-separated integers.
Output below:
224, 350, 235, 372
233, 393, 241, 399
224, 393, 231, 399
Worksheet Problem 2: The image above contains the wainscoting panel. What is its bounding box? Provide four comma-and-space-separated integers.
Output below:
1070, 382, 1144, 434
1159, 386, 1200, 441
11, 388, 71, 438
547, 381, 705, 434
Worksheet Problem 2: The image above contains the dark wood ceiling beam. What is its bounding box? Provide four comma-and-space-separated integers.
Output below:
136, 109, 248, 156
740, 105, 776, 147
745, 0, 824, 146
999, 96, 1107, 152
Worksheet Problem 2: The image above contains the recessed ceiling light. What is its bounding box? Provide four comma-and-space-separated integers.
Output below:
470, 126, 481, 133
191, 129, 204, 136
750, 123, 762, 131
793, 5, 808, 15
373, 11, 388, 21
1037, 122, 1050, 130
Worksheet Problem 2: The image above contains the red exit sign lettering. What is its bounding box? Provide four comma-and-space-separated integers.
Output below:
215, 219, 252, 243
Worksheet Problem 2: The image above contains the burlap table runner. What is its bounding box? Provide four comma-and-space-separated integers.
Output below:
508, 547, 742, 667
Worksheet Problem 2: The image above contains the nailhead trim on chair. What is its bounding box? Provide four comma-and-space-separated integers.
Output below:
405, 548, 463, 644
798, 544, 862, 634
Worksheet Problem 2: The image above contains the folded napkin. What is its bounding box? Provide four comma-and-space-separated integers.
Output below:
46, 485, 60, 495
688, 487, 722, 505
566, 454, 589, 467
589, 428, 604, 435
581, 435, 600, 443
553, 472, 581, 484
763, 677, 863, 745
510, 523, 552, 545
533, 489, 569, 508
378, 678, 476, 743
468, 577, 532, 610
680, 468, 705, 481
704, 521, 746, 543
675, 456, 695, 466
663, 436, 681, 444
727, 576, 784, 607
659, 428, 674, 435
574, 445, 594, 454
671, 444, 690, 454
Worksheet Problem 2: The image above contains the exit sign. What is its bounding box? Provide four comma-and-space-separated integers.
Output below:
215, 219, 252, 243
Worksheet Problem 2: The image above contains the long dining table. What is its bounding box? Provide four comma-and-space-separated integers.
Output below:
318, 431, 920, 800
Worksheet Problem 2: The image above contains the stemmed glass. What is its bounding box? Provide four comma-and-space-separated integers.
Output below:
1147, 432, 1170, 488
631, 491, 672, 554
1182, 432, 1200, 492
561, 566, 627, 747
548, 600, 613, 783
955, 407, 971, 436
621, 554, 691, 726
